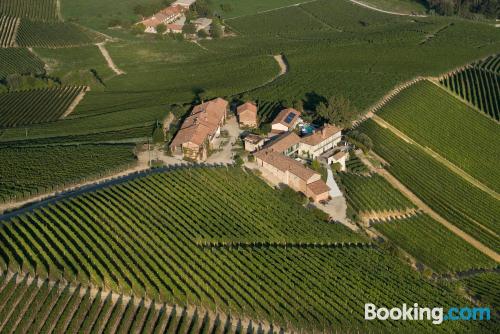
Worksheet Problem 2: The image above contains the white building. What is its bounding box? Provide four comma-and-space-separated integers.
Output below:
271, 108, 301, 134
299, 124, 342, 159
193, 18, 212, 32
172, 0, 196, 9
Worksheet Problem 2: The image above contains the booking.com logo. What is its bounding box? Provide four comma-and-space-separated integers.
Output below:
365, 303, 491, 325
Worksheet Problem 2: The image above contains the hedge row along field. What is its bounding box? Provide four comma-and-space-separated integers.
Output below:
0, 144, 136, 204
0, 0, 57, 22
0, 167, 491, 332
439, 65, 499, 121
0, 16, 19, 47
339, 173, 416, 214
376, 80, 500, 193
360, 120, 500, 251
0, 272, 271, 334
0, 86, 86, 128
16, 20, 103, 48
373, 213, 497, 274
0, 48, 44, 80
460, 272, 500, 310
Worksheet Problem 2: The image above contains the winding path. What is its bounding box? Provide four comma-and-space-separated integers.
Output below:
348, 0, 427, 17
96, 42, 126, 75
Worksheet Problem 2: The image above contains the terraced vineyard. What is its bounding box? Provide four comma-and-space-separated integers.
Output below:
16, 20, 101, 48
0, 0, 57, 22
377, 80, 500, 192
0, 48, 44, 79
361, 120, 500, 251
0, 166, 491, 332
0, 144, 136, 204
0, 86, 86, 128
345, 155, 369, 174
0, 16, 19, 47
339, 173, 416, 214
0, 272, 267, 334
256, 101, 281, 123
460, 272, 500, 309
373, 214, 497, 273
477, 54, 500, 74
440, 58, 499, 121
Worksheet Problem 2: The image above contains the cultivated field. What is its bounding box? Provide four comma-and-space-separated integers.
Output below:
339, 172, 416, 213
373, 213, 497, 273
0, 48, 44, 80
0, 0, 58, 21
459, 272, 500, 309
440, 55, 499, 121
376, 80, 500, 192
0, 86, 87, 128
0, 166, 491, 332
0, 144, 136, 204
0, 16, 19, 47
360, 120, 500, 251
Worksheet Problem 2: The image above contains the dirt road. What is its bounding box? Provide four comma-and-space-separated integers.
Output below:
348, 0, 427, 17
96, 42, 126, 75
357, 152, 500, 262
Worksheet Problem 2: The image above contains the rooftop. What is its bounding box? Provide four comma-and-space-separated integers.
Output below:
237, 102, 258, 115
307, 179, 331, 195
254, 150, 318, 181
265, 131, 301, 153
300, 124, 342, 146
244, 134, 265, 144
272, 108, 301, 127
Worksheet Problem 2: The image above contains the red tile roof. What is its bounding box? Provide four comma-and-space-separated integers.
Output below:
265, 132, 300, 153
272, 108, 301, 127
237, 102, 257, 115
254, 150, 318, 181
300, 124, 342, 146
307, 179, 330, 195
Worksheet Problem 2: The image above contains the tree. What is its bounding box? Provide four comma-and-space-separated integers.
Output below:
331, 162, 342, 173
197, 29, 209, 38
156, 23, 167, 35
316, 95, 357, 128
183, 22, 197, 35
131, 23, 146, 34
210, 21, 223, 39
292, 99, 304, 112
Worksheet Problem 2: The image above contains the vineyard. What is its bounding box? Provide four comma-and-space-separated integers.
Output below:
360, 120, 500, 251
0, 0, 57, 22
459, 272, 500, 309
439, 58, 500, 121
376, 80, 500, 192
339, 173, 416, 214
0, 16, 19, 47
373, 213, 497, 273
0, 271, 268, 334
16, 20, 103, 48
0, 48, 44, 80
0, 166, 491, 332
0, 86, 87, 128
0, 144, 136, 204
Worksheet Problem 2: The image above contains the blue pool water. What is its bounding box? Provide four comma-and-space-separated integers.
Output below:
301, 124, 315, 135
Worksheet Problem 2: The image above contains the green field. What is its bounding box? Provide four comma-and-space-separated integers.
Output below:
459, 272, 500, 309
350, 0, 427, 14
15, 20, 103, 48
0, 0, 58, 21
360, 120, 500, 251
0, 86, 86, 128
0, 272, 264, 334
212, 0, 305, 19
374, 214, 497, 273
0, 16, 18, 47
0, 166, 492, 332
0, 144, 136, 204
440, 61, 499, 121
0, 48, 45, 80
377, 80, 500, 192
339, 172, 416, 214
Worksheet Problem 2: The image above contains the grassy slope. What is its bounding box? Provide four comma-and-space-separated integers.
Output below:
353, 0, 427, 14
211, 0, 306, 19
374, 214, 497, 273
377, 80, 500, 193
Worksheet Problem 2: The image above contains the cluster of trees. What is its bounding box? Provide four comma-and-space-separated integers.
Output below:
316, 96, 358, 128
346, 130, 373, 153
0, 74, 59, 93
424, 0, 499, 18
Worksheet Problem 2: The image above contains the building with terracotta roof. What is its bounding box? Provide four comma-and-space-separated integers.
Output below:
254, 150, 330, 202
299, 124, 342, 159
237, 102, 258, 128
244, 134, 266, 152
139, 4, 185, 33
271, 108, 301, 133
264, 131, 300, 156
170, 98, 228, 161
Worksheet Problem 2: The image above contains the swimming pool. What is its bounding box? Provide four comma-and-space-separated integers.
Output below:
301, 124, 316, 135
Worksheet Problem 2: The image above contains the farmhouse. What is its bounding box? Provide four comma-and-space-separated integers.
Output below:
237, 102, 258, 128
170, 98, 228, 161
139, 4, 184, 33
271, 108, 301, 133
193, 18, 212, 32
322, 150, 348, 171
265, 131, 301, 156
244, 134, 266, 152
299, 124, 342, 159
254, 150, 330, 202
172, 0, 196, 8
